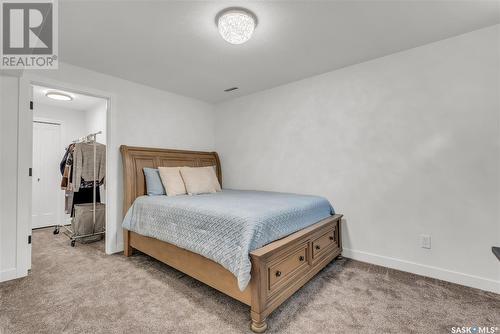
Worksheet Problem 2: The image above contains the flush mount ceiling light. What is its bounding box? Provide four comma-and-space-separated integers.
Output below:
216, 7, 257, 45
45, 91, 73, 101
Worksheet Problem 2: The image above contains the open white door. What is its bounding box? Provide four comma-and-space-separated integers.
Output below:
32, 121, 62, 229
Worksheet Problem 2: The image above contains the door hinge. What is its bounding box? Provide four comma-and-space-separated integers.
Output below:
29, 168, 32, 176
30, 101, 33, 110
28, 235, 31, 244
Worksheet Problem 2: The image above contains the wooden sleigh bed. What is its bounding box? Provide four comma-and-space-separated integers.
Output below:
121, 145, 343, 332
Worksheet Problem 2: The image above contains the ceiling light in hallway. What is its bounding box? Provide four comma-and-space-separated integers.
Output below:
45, 92, 73, 101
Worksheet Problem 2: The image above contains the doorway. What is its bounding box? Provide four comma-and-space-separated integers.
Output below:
30, 83, 108, 255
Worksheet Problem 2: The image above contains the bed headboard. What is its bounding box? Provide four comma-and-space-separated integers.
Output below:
120, 145, 222, 216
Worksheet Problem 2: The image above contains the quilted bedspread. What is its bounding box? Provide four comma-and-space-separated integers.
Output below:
122, 189, 334, 291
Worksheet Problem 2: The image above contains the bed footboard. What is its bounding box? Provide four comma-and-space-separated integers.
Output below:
249, 214, 342, 332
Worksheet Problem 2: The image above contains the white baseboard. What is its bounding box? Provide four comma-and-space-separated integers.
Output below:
108, 241, 123, 255
92, 238, 500, 294
0, 268, 19, 283
342, 248, 500, 294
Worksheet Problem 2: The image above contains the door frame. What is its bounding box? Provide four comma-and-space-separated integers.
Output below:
32, 118, 64, 230
17, 75, 114, 278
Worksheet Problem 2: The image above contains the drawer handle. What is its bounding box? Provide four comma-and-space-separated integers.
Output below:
299, 255, 304, 261
275, 271, 282, 277
315, 245, 321, 250
329, 236, 334, 241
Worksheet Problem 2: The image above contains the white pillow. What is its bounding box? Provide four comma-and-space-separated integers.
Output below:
158, 167, 187, 196
180, 166, 221, 195
207, 166, 222, 192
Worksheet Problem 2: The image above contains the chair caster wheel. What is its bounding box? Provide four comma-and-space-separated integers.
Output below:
71, 240, 76, 247
53, 228, 59, 235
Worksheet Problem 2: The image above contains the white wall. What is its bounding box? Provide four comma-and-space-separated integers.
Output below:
35, 104, 88, 150
0, 75, 21, 281
0, 61, 215, 281
85, 101, 107, 145
214, 26, 500, 293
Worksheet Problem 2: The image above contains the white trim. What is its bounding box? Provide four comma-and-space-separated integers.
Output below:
343, 248, 500, 294
15, 76, 30, 282
0, 268, 20, 282
115, 239, 123, 254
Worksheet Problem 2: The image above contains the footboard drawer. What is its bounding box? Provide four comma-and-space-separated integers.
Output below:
250, 214, 342, 328
267, 242, 310, 293
311, 227, 337, 262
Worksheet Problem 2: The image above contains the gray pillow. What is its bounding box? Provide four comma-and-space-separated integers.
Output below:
143, 168, 166, 196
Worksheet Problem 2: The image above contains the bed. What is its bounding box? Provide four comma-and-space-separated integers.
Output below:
121, 145, 343, 332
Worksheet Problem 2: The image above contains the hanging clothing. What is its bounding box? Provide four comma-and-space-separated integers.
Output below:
65, 191, 74, 214
61, 144, 75, 190
71, 187, 101, 217
61, 166, 70, 189
59, 140, 106, 217
79, 180, 102, 189
60, 143, 74, 175
72, 142, 106, 192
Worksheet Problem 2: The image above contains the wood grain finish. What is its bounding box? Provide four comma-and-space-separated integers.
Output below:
249, 215, 342, 327
268, 243, 308, 290
120, 145, 343, 332
312, 227, 337, 261
120, 145, 221, 217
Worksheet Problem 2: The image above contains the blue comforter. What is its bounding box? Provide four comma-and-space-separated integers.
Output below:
122, 189, 334, 291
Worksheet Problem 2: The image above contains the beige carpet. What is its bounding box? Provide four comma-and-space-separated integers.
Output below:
0, 228, 498, 334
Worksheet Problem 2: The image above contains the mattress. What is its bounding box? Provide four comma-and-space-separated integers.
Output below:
122, 189, 334, 290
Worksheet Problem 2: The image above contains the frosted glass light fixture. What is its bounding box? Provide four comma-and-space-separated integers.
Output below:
217, 8, 257, 45
46, 91, 73, 101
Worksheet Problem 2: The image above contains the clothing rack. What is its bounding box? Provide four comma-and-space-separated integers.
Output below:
55, 131, 105, 246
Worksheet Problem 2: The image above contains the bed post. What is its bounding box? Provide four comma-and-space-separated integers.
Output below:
250, 255, 268, 332
123, 229, 133, 257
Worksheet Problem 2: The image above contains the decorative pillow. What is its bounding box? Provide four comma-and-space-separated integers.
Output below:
143, 168, 166, 196
180, 166, 221, 195
207, 166, 222, 192
158, 167, 187, 196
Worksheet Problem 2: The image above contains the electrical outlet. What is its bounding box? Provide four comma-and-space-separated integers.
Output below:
420, 234, 431, 249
